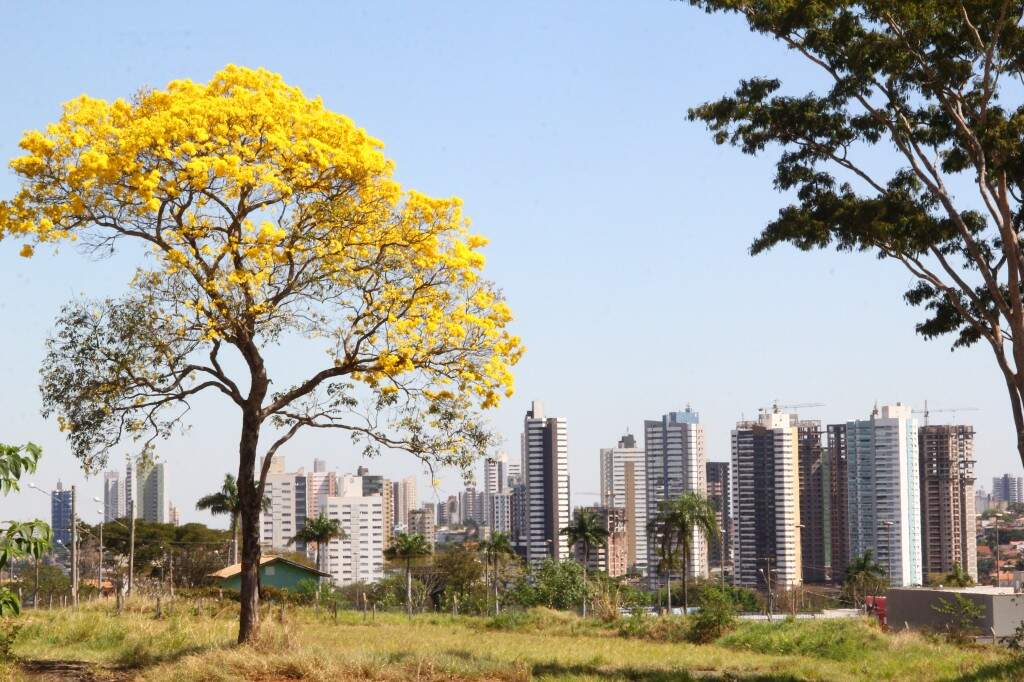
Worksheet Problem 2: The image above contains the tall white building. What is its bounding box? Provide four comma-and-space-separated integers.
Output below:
394, 476, 418, 530
599, 433, 648, 574
992, 474, 1024, 505
645, 408, 707, 578
323, 493, 385, 585
485, 453, 508, 495
305, 460, 336, 519
732, 409, 802, 589
521, 400, 570, 563
261, 457, 304, 551
847, 403, 922, 587
103, 470, 125, 522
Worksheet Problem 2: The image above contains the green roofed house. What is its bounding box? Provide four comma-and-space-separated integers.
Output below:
208, 555, 330, 591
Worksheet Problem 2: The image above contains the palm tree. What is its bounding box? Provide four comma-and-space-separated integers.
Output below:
289, 512, 346, 574
560, 509, 609, 617
196, 474, 271, 564
845, 550, 887, 607
385, 532, 432, 615
647, 492, 719, 612
479, 532, 515, 615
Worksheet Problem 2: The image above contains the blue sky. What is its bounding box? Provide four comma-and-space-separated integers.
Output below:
1, 1, 1013, 525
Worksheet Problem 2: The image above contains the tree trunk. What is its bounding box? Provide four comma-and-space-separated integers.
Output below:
682, 551, 688, 612
666, 572, 672, 613
236, 405, 263, 644
406, 560, 413, 615
582, 544, 589, 618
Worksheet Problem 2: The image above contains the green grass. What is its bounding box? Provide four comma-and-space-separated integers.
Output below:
1, 599, 1022, 680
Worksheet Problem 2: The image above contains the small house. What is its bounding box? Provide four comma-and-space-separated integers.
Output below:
208, 555, 330, 591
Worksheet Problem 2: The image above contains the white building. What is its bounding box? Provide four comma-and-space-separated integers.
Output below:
599, 433, 648, 574
521, 400, 570, 563
394, 476, 417, 530
645, 408, 707, 578
732, 409, 802, 589
324, 494, 385, 585
847, 403, 922, 587
261, 457, 304, 551
103, 470, 125, 522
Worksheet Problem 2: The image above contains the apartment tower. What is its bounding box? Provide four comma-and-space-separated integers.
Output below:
705, 461, 731, 575
847, 403, 922, 587
919, 424, 977, 582
797, 421, 830, 582
599, 432, 648, 574
521, 400, 571, 563
731, 409, 802, 589
826, 424, 850, 582
645, 408, 707, 579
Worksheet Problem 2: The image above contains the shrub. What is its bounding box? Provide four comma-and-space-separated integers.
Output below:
688, 585, 737, 643
0, 621, 21, 661
719, 618, 888, 662
932, 594, 985, 644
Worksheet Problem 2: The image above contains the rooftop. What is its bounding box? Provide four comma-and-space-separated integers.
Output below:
207, 555, 330, 579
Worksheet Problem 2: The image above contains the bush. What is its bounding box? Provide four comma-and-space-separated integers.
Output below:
0, 621, 20, 661
718, 618, 888, 662
688, 585, 737, 643
616, 612, 690, 643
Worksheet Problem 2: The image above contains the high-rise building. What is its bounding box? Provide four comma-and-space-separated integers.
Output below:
306, 463, 337, 519
394, 476, 417, 531
380, 478, 394, 548
136, 462, 165, 523
125, 456, 134, 519
826, 424, 850, 582
599, 433, 648, 574
51, 482, 72, 548
975, 487, 993, 514
572, 506, 628, 577
797, 421, 829, 583
645, 408, 707, 579
409, 507, 436, 547
521, 401, 570, 563
705, 461, 731, 575
847, 403, 922, 587
488, 491, 512, 534
731, 409, 802, 589
992, 474, 1024, 505
510, 481, 527, 554
485, 453, 508, 495
168, 502, 181, 527
261, 457, 303, 550
460, 485, 482, 526
507, 462, 522, 486
103, 470, 125, 522
323, 493, 384, 585
920, 424, 977, 583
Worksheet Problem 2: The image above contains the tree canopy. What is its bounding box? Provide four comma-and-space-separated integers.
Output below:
0, 65, 522, 641
687, 0, 1024, 465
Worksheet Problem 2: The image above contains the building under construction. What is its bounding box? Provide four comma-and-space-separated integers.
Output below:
919, 424, 977, 583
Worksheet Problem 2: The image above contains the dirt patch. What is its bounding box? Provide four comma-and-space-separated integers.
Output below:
16, 660, 130, 681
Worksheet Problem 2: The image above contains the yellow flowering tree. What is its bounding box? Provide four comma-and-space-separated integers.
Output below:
0, 66, 522, 642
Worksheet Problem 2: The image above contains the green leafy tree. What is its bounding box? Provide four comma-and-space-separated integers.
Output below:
932, 593, 986, 643
0, 444, 53, 616
560, 509, 609, 617
647, 492, 719, 611
687, 1, 1024, 466
689, 584, 738, 643
529, 559, 587, 611
844, 550, 887, 607
195, 473, 269, 564
288, 512, 346, 574
385, 532, 432, 614
942, 563, 976, 587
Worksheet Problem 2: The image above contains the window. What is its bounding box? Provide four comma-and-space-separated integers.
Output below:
265, 566, 276, 576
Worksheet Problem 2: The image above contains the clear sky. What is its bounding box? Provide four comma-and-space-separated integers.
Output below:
1, 1, 1016, 526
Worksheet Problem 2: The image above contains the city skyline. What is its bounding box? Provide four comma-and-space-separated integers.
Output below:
1, 1, 1019, 526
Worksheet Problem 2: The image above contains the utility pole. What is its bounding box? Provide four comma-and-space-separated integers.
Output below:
128, 499, 136, 596
758, 557, 774, 622
98, 520, 104, 596
70, 485, 79, 607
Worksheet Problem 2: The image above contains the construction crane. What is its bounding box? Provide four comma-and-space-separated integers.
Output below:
913, 400, 979, 426
770, 400, 825, 414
